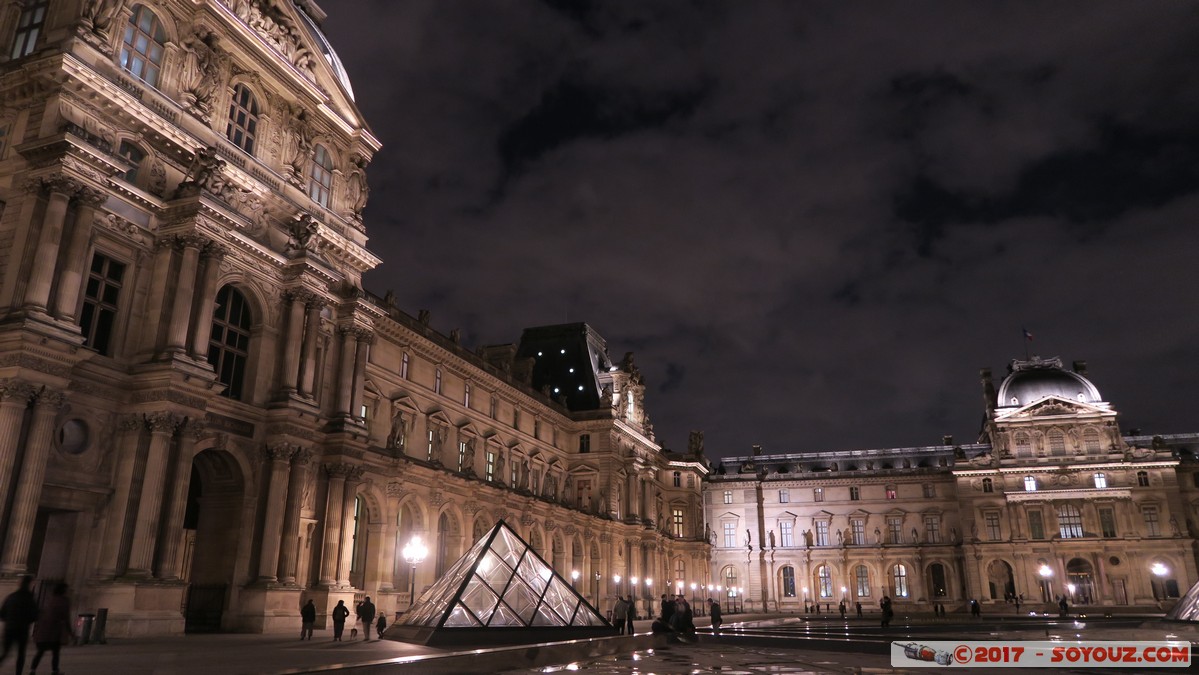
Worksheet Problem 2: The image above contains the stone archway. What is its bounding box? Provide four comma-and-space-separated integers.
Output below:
183, 449, 246, 633
1066, 558, 1095, 605
434, 510, 462, 578
986, 560, 1015, 601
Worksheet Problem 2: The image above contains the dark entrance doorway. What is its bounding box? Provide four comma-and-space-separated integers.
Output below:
182, 450, 244, 633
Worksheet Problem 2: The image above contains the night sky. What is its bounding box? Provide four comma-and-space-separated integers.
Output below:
320, 2, 1199, 461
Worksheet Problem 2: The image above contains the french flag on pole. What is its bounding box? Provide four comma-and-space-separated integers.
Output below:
1023, 328, 1033, 342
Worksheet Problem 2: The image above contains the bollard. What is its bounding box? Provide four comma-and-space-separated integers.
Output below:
93, 608, 108, 644
77, 613, 96, 645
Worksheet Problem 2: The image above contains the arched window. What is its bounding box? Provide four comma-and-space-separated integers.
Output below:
855, 565, 870, 597
120, 5, 167, 87
1083, 428, 1101, 452
893, 564, 909, 598
208, 286, 252, 400
780, 566, 796, 597
1048, 429, 1066, 455
817, 565, 832, 598
1014, 433, 1031, 457
722, 566, 738, 599
309, 144, 334, 207
226, 84, 260, 153
118, 141, 147, 183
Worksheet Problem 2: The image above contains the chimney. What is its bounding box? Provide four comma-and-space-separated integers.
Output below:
942, 435, 954, 446
980, 367, 996, 414
752, 444, 763, 456
1072, 360, 1088, 376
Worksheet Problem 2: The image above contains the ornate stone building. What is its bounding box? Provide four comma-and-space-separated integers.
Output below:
706, 357, 1199, 615
0, 0, 708, 636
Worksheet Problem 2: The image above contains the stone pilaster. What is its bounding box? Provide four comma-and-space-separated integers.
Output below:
126, 412, 180, 577
24, 177, 82, 311
94, 414, 145, 578
164, 235, 204, 354
277, 448, 311, 584
298, 298, 324, 397
349, 330, 372, 420
319, 463, 350, 587
188, 241, 228, 359
334, 328, 356, 416
337, 467, 365, 587
0, 389, 65, 575
278, 290, 311, 394
155, 419, 204, 579
0, 381, 36, 532
53, 186, 108, 320
256, 443, 295, 582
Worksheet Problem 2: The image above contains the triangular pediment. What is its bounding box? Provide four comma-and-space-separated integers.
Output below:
996, 395, 1109, 421
385, 520, 610, 645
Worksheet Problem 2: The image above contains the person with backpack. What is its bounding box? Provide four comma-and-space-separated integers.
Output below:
331, 600, 349, 641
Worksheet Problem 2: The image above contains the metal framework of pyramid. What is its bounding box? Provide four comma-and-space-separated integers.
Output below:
383, 520, 612, 646
1166, 580, 1199, 621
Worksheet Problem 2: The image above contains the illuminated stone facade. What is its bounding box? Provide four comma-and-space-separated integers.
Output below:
0, 0, 707, 636
706, 358, 1199, 614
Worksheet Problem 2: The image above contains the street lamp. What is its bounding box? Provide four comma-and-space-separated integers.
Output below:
803, 586, 810, 613
1038, 564, 1053, 603
1152, 562, 1169, 577
645, 578, 653, 617
401, 534, 428, 610
571, 569, 580, 590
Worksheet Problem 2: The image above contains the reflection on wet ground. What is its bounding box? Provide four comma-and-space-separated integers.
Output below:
503, 644, 863, 674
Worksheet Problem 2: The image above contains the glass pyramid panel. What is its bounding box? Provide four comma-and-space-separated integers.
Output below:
391, 519, 610, 635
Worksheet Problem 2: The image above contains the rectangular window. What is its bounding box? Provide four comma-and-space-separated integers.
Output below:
856, 567, 871, 597
486, 451, 495, 482
782, 567, 796, 597
851, 519, 865, 545
723, 522, 736, 548
1024, 476, 1037, 492
923, 484, 936, 498
1028, 510, 1045, 540
815, 521, 830, 547
400, 352, 409, 379
982, 478, 994, 493
1099, 507, 1117, 538
81, 254, 126, 356
778, 489, 789, 503
434, 369, 442, 394
458, 441, 467, 472
488, 395, 496, 419
1058, 505, 1084, 539
464, 382, 471, 408
849, 486, 860, 501
533, 418, 540, 439
924, 517, 941, 544
10, 1, 47, 59
887, 517, 902, 544
426, 430, 434, 461
1094, 472, 1107, 489
886, 485, 897, 500
780, 522, 793, 547
1143, 506, 1161, 537
672, 509, 684, 538
723, 490, 733, 504
1137, 471, 1150, 487
673, 471, 681, 488
984, 512, 1001, 541
813, 487, 824, 502
579, 434, 590, 453
513, 408, 521, 430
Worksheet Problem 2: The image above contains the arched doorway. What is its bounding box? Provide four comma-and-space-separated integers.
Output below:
393, 501, 424, 607
183, 449, 246, 632
552, 533, 566, 576
986, 560, 1015, 600
1066, 558, 1095, 605
434, 511, 461, 577
928, 563, 949, 600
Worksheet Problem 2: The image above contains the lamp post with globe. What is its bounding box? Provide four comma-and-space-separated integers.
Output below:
401, 535, 428, 610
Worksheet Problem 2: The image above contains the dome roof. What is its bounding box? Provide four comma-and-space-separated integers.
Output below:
296, 7, 355, 101
996, 357, 1102, 408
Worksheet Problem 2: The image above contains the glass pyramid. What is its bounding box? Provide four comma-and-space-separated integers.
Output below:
385, 520, 611, 645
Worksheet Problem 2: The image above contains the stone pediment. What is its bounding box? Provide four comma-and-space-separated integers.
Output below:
996, 395, 1108, 420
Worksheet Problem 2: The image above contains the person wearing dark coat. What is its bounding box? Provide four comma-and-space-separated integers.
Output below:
375, 614, 386, 637
611, 597, 628, 635
358, 597, 376, 641
708, 598, 722, 633
880, 596, 894, 628
0, 576, 38, 675
624, 597, 636, 635
300, 600, 316, 640
331, 600, 349, 641
30, 582, 72, 675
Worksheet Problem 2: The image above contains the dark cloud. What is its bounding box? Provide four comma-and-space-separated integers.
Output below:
322, 1, 1199, 459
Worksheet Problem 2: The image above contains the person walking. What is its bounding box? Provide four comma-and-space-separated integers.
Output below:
1058, 596, 1069, 617
855, 601, 862, 618
879, 596, 893, 628
375, 613, 387, 638
624, 596, 636, 635
838, 600, 846, 619
970, 599, 981, 618
611, 597, 628, 634
29, 582, 72, 675
1014, 595, 1022, 613
331, 600, 349, 641
708, 598, 722, 633
0, 576, 38, 675
300, 600, 316, 640
358, 596, 376, 641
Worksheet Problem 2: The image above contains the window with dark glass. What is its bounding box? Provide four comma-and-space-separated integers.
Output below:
226, 84, 260, 153
121, 5, 167, 87
11, 1, 48, 59
118, 141, 146, 183
984, 512, 1001, 540
851, 519, 865, 545
924, 516, 941, 543
1143, 506, 1160, 536
849, 486, 860, 501
1028, 510, 1044, 540
1099, 507, 1117, 538
207, 285, 252, 400
781, 566, 796, 597
579, 433, 590, 453
1137, 471, 1150, 487
922, 483, 936, 498
673, 471, 681, 488
929, 563, 948, 597
80, 254, 125, 356
309, 144, 334, 207
982, 478, 993, 493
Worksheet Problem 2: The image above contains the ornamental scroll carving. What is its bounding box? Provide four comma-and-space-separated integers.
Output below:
222, 0, 317, 80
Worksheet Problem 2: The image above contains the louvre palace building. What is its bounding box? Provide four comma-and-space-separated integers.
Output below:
706, 357, 1199, 616
0, 0, 709, 635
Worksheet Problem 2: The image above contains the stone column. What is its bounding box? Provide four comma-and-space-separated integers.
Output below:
278, 290, 310, 394
164, 235, 204, 353
334, 328, 357, 416
94, 415, 145, 578
126, 412, 180, 577
349, 331, 371, 420
188, 242, 228, 359
298, 299, 323, 397
278, 449, 311, 584
257, 443, 294, 582
319, 464, 349, 587
626, 473, 638, 520
0, 389, 64, 574
155, 420, 204, 579
337, 468, 364, 587
24, 177, 80, 311
378, 489, 401, 591
0, 381, 35, 531
53, 186, 108, 320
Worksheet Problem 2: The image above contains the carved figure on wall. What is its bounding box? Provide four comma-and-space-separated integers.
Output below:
287, 214, 319, 255
178, 146, 224, 194
874, 527, 881, 545
836, 529, 843, 546
180, 30, 228, 121
347, 154, 370, 218
432, 425, 446, 456
768, 529, 776, 549
562, 474, 572, 502
518, 460, 530, 490
386, 408, 406, 449
283, 106, 315, 187
463, 438, 477, 474
494, 452, 505, 484
1171, 515, 1180, 536
803, 529, 812, 547
148, 158, 167, 196
80, 0, 127, 45
544, 472, 557, 499
911, 528, 919, 544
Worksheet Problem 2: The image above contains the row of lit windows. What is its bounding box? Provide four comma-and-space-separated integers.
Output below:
1017, 471, 1148, 493
8, 3, 339, 209
721, 515, 944, 548
737, 563, 944, 600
